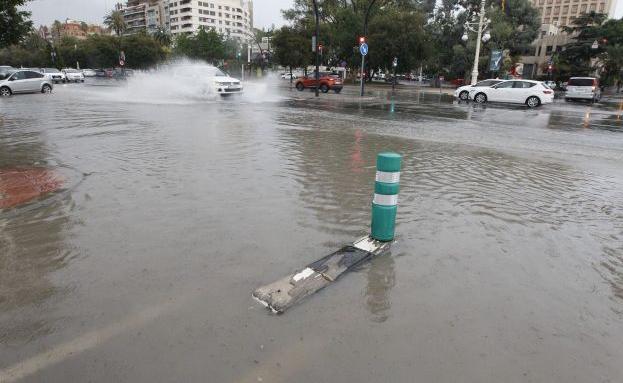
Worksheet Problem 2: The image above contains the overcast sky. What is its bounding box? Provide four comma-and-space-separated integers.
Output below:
24, 0, 294, 29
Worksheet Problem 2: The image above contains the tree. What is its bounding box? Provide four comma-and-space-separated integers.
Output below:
80, 21, 89, 33
51, 20, 63, 43
104, 10, 126, 36
558, 12, 607, 77
0, 0, 33, 48
153, 27, 172, 47
273, 26, 313, 81
172, 27, 226, 64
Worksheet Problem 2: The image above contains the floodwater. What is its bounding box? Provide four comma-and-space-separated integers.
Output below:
1, 77, 623, 382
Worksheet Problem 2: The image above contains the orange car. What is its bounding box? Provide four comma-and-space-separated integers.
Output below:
295, 73, 343, 93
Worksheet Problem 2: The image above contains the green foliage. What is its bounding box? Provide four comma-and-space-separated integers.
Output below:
428, 0, 540, 78
104, 10, 126, 36
173, 27, 226, 63
272, 26, 312, 70
556, 12, 620, 81
0, 0, 33, 48
0, 31, 167, 69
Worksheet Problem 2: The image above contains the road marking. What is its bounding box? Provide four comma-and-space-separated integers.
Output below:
0, 296, 185, 383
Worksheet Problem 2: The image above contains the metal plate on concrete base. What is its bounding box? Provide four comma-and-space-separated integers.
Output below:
253, 236, 391, 313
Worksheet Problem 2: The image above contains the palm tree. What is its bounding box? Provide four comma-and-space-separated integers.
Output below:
51, 20, 63, 43
153, 27, 172, 47
104, 10, 126, 36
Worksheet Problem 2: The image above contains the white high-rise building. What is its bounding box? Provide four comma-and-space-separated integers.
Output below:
164, 0, 253, 41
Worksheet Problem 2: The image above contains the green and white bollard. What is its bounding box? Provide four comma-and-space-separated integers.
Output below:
371, 152, 402, 242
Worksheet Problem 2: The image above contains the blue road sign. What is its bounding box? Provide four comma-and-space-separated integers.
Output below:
360, 43, 369, 56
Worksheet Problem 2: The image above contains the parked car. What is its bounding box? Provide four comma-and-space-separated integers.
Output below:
95, 68, 113, 78
470, 80, 554, 108
543, 80, 556, 89
82, 68, 97, 77
295, 73, 343, 93
0, 69, 53, 97
0, 66, 15, 71
40, 68, 66, 84
281, 72, 302, 80
63, 68, 85, 82
565, 77, 601, 102
454, 79, 504, 101
451, 78, 465, 87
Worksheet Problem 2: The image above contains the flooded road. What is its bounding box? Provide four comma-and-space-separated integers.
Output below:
1, 80, 623, 382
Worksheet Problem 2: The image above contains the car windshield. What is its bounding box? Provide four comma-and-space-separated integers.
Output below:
0, 70, 15, 80
45, 68, 60, 73
65, 69, 79, 73
568, 78, 595, 86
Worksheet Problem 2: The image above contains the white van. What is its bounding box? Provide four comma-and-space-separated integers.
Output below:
565, 77, 601, 102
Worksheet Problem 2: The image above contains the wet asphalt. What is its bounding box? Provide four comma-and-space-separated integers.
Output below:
1, 77, 622, 382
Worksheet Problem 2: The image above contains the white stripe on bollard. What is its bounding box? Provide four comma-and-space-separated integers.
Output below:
373, 194, 398, 206
375, 171, 400, 183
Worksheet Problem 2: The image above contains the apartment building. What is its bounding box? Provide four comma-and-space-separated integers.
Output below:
521, 0, 621, 78
164, 0, 253, 41
120, 0, 166, 34
38, 20, 109, 42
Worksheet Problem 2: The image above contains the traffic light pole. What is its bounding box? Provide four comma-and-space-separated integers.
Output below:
313, 0, 320, 97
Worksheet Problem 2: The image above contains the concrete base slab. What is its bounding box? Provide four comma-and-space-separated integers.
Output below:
253, 236, 391, 313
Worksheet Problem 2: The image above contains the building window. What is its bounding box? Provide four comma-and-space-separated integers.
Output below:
546, 45, 553, 55
571, 4, 578, 12
599, 3, 605, 11
537, 46, 542, 56
589, 3, 596, 11
554, 6, 560, 13
580, 4, 587, 11
563, 5, 569, 13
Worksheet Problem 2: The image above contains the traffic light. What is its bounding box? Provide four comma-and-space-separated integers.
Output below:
359, 36, 366, 45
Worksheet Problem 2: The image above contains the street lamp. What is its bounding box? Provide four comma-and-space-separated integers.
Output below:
462, 0, 490, 85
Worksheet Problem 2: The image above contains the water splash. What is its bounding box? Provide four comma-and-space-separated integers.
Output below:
81, 58, 282, 105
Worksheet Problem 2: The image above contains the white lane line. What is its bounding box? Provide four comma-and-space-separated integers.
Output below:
0, 296, 183, 383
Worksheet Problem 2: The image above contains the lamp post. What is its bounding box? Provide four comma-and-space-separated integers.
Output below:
312, 0, 320, 97
462, 0, 491, 85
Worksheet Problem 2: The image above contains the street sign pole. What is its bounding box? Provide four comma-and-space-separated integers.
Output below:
360, 54, 365, 97
392, 57, 398, 92
359, 42, 368, 97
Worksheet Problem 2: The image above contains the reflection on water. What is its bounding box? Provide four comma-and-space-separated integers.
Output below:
0, 86, 622, 381
0, 199, 73, 346
276, 108, 623, 303
0, 117, 74, 346
365, 253, 396, 323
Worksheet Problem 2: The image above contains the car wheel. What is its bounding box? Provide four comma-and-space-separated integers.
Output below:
526, 96, 541, 108
459, 91, 469, 101
334, 88, 342, 94
474, 93, 487, 104
320, 84, 330, 93
41, 84, 52, 94
0, 87, 11, 97
295, 82, 305, 91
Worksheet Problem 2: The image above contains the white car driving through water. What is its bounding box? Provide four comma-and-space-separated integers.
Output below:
469, 79, 554, 108
211, 68, 242, 96
454, 79, 504, 101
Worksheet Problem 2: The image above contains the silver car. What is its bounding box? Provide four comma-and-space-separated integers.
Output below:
0, 69, 54, 97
